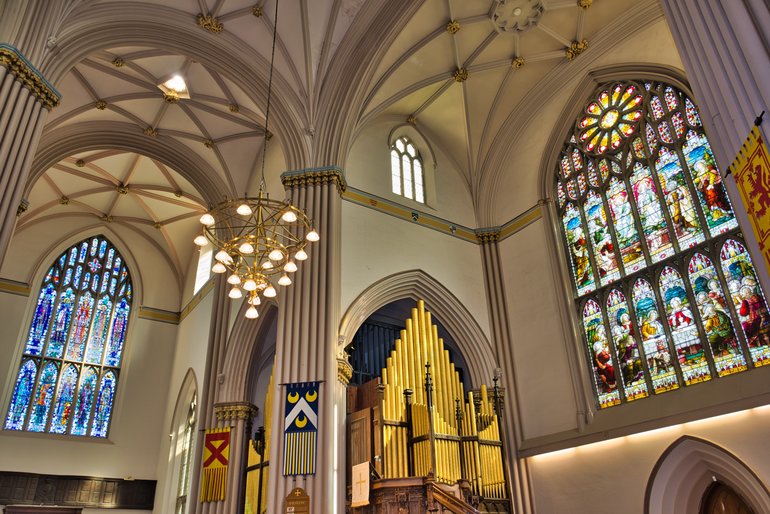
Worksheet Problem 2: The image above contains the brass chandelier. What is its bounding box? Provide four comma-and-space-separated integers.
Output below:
193, 0, 317, 319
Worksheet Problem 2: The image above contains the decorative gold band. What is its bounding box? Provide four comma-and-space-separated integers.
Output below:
281, 167, 346, 194
475, 230, 501, 244
0, 46, 60, 110
337, 358, 353, 385
214, 402, 258, 421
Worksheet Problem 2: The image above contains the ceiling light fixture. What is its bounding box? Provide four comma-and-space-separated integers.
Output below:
193, 0, 318, 319
158, 74, 191, 100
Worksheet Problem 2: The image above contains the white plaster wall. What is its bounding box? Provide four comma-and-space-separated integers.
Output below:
346, 118, 478, 228
340, 201, 490, 344
528, 404, 770, 514
499, 219, 578, 439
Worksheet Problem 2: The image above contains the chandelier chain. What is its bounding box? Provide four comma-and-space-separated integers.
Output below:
259, 0, 280, 192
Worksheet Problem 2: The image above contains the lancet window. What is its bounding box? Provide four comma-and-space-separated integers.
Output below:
555, 80, 770, 408
391, 136, 425, 203
4, 235, 133, 436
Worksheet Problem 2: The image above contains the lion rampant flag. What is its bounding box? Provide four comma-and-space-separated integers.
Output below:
729, 125, 770, 271
200, 427, 230, 502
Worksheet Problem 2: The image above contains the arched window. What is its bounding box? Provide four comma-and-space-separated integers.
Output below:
175, 393, 196, 514
555, 81, 770, 409
391, 136, 425, 203
4, 235, 133, 436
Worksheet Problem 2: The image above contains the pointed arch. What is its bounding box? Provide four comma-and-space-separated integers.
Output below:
339, 269, 494, 387
645, 435, 770, 514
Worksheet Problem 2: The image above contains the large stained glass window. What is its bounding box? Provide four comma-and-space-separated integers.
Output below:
556, 81, 769, 408
4, 236, 132, 436
391, 136, 425, 203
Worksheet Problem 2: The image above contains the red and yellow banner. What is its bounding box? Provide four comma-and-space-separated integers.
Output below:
730, 125, 770, 271
200, 427, 230, 502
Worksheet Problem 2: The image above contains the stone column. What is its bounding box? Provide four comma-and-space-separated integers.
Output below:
0, 45, 59, 267
265, 167, 345, 513
191, 275, 232, 514
336, 355, 353, 511
660, 0, 770, 293
213, 402, 258, 514
477, 229, 533, 514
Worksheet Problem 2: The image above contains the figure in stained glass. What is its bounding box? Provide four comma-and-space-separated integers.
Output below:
583, 300, 620, 408
607, 290, 647, 400
4, 236, 131, 437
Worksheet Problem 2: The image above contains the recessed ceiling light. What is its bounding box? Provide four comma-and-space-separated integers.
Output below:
158, 74, 190, 100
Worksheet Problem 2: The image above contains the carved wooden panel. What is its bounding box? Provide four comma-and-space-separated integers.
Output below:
0, 472, 155, 510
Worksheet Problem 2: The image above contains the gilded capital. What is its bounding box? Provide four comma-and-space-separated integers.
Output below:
337, 358, 353, 385
475, 229, 500, 244
0, 45, 60, 110
214, 402, 258, 422
281, 167, 347, 195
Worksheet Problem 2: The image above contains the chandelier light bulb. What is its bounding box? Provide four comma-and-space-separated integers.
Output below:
239, 242, 255, 254
262, 261, 274, 270
306, 229, 320, 242
236, 203, 252, 216
263, 285, 277, 298
268, 249, 284, 261
227, 274, 241, 285
243, 279, 258, 291
295, 249, 308, 261
200, 213, 215, 226
248, 295, 261, 306
212, 262, 226, 273
257, 282, 267, 290
215, 250, 232, 264
278, 274, 292, 286
281, 210, 298, 222
284, 261, 297, 273
245, 306, 259, 319
228, 287, 243, 299
194, 235, 208, 246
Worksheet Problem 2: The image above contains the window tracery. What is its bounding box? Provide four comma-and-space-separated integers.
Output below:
4, 235, 133, 436
555, 81, 770, 408
390, 136, 425, 203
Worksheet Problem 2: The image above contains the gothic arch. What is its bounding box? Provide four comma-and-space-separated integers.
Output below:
27, 121, 229, 204
218, 300, 278, 403
645, 435, 770, 514
339, 269, 495, 387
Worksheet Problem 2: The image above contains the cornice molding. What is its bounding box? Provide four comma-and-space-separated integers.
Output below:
0, 44, 60, 110
281, 166, 347, 195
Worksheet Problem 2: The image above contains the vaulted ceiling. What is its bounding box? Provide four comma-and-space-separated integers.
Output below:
16, 0, 677, 300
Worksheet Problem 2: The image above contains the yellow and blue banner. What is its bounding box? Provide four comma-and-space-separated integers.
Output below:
730, 125, 770, 272
283, 382, 319, 475
200, 427, 230, 502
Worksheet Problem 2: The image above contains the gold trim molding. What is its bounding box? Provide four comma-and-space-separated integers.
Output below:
214, 402, 258, 422
337, 358, 353, 385
281, 167, 347, 194
0, 46, 60, 110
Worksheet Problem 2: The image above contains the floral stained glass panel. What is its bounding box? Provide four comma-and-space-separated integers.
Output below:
583, 299, 620, 408
720, 239, 770, 365
688, 253, 747, 376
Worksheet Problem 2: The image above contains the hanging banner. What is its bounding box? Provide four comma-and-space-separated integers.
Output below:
200, 427, 231, 502
351, 462, 371, 507
729, 125, 770, 271
283, 382, 319, 475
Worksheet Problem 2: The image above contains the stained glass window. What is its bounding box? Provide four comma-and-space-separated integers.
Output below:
390, 136, 425, 203
555, 81, 766, 408
4, 236, 132, 436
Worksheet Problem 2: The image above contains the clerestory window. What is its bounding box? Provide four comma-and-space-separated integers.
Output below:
391, 136, 425, 203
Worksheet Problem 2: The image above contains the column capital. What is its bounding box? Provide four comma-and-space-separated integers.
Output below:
337, 357, 353, 385
281, 166, 346, 195
213, 401, 258, 422
475, 228, 501, 244
0, 44, 60, 110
